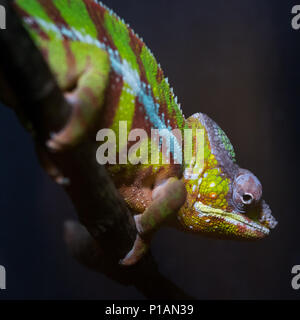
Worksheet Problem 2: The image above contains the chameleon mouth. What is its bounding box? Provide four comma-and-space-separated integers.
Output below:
193, 201, 270, 236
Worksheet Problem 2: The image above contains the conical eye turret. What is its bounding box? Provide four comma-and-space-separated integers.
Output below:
232, 168, 262, 213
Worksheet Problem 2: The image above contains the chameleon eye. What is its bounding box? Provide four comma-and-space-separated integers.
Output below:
242, 193, 253, 204
232, 169, 262, 212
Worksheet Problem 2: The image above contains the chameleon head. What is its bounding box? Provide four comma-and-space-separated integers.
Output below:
178, 113, 277, 239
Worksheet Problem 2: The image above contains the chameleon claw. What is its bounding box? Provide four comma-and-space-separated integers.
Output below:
119, 214, 149, 266
46, 133, 63, 152
45, 120, 77, 152
119, 233, 149, 267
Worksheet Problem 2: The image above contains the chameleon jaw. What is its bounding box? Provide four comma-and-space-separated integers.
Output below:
180, 201, 271, 239
197, 202, 269, 234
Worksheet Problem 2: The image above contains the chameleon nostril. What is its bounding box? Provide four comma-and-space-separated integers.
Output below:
242, 193, 253, 204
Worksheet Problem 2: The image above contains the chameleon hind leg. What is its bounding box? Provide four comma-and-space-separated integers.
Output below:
120, 177, 187, 266
46, 45, 110, 152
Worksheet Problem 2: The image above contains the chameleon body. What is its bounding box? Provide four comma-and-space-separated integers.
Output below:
13, 0, 277, 265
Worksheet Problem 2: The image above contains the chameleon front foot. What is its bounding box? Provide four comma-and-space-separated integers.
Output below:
120, 177, 187, 266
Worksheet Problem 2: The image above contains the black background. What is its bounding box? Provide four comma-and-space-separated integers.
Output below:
0, 0, 299, 299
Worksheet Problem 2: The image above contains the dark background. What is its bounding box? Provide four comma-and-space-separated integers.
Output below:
0, 0, 299, 299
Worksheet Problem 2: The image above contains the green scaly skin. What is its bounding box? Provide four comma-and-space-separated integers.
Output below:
12, 0, 277, 265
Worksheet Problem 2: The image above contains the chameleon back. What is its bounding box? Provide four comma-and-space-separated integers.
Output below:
15, 0, 185, 132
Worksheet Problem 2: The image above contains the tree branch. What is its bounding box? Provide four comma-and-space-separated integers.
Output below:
0, 0, 193, 299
